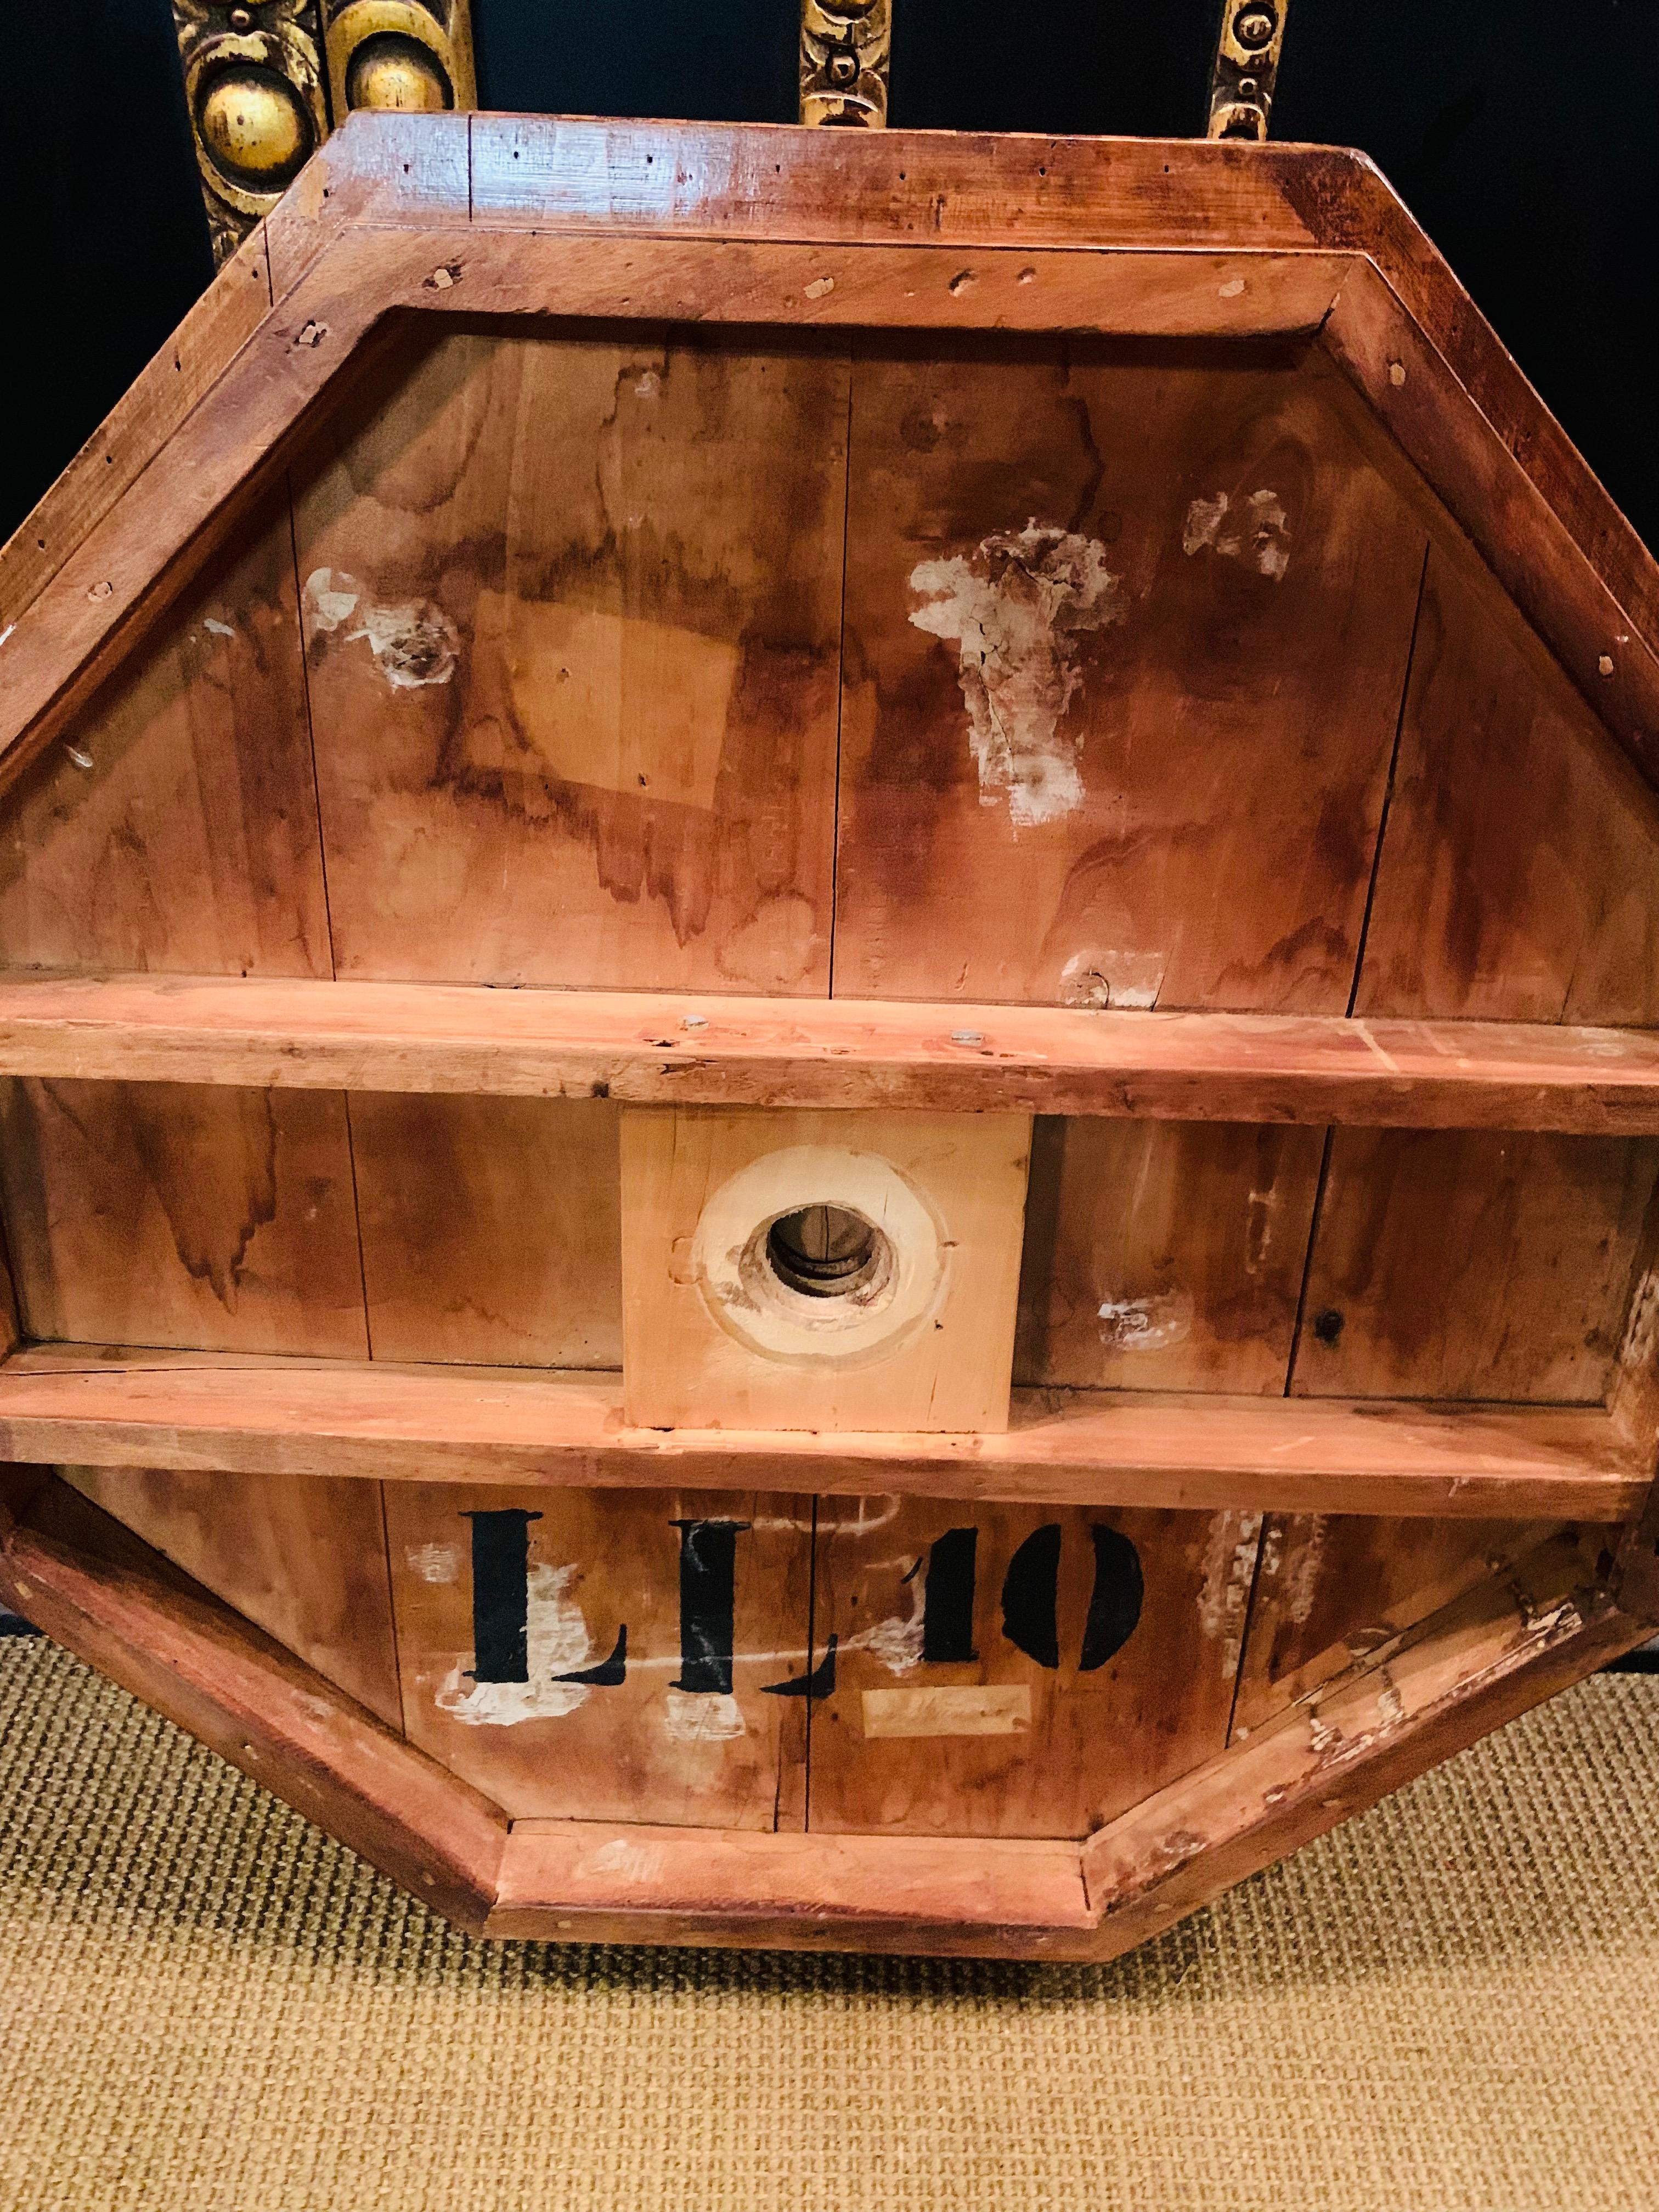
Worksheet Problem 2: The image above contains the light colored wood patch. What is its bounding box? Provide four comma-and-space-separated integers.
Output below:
620, 1106, 1030, 1433
351, 1092, 622, 1368
290, 328, 848, 992
861, 1684, 1031, 1737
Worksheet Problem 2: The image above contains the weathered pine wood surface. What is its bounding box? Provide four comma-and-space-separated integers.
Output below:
1, 117, 1657, 1954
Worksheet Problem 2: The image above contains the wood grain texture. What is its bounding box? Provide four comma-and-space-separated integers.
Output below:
1356, 548, 1659, 1025
0, 1347, 1640, 1519
1317, 257, 1659, 792
620, 1107, 1030, 1433
61, 1464, 401, 1726
1292, 1127, 1659, 1404
489, 1820, 1090, 1941
832, 337, 1427, 1009
1079, 1530, 1646, 1957
351, 1093, 622, 1368
1230, 1512, 1561, 1736
290, 326, 848, 993
383, 1482, 812, 1828
807, 1497, 1259, 1838
0, 493, 330, 979
1014, 1118, 1323, 1392
12, 975, 1659, 1132
0, 1079, 368, 1356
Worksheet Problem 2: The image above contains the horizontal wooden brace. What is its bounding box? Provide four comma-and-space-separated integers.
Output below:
4, 976, 1659, 1132
0, 1345, 1643, 1519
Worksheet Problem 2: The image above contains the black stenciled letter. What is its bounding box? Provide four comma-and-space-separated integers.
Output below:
1000, 1523, 1145, 1671
463, 1508, 541, 1684
1001, 1523, 1063, 1668
672, 1519, 751, 1694
921, 1527, 979, 1663
1079, 1524, 1144, 1671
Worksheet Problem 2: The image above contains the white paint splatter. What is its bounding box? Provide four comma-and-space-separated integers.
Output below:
435, 1561, 592, 1726
1060, 947, 1165, 1011
1283, 1515, 1329, 1628
1621, 1269, 1659, 1372
302, 565, 458, 689
863, 1567, 927, 1675
1098, 1289, 1195, 1353
1198, 1512, 1263, 1681
634, 369, 662, 398
203, 617, 235, 639
582, 1837, 667, 1883
1183, 488, 1291, 580
664, 1689, 746, 1743
909, 520, 1124, 827
408, 1542, 460, 1585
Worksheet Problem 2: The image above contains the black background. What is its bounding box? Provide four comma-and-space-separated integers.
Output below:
1, 0, 1656, 548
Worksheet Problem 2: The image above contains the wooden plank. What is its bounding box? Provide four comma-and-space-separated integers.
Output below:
0, 1347, 1641, 1519
1356, 547, 1659, 1025
831, 336, 1427, 1009
488, 1822, 1090, 1942
61, 1464, 402, 1727
805, 1498, 1259, 1838
620, 1107, 1030, 1434
0, 491, 332, 979
383, 1482, 812, 1828
264, 109, 472, 296
1291, 1127, 1659, 1404
0, 228, 271, 634
1231, 1513, 1560, 1736
0, 1079, 369, 1357
1079, 1531, 1647, 1955
12, 977, 1659, 1132
350, 1093, 622, 1368
289, 325, 848, 994
467, 116, 1331, 249
0, 1472, 505, 1931
1318, 258, 1659, 791
1014, 1119, 1323, 1392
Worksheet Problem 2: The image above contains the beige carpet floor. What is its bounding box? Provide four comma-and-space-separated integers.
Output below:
3, 1635, 1658, 2212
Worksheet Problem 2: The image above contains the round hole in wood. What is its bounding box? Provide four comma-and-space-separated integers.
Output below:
765, 1204, 887, 1299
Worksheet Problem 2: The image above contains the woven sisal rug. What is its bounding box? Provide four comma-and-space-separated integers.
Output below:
3, 1634, 1657, 2211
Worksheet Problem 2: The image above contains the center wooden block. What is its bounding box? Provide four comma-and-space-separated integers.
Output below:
620, 1107, 1032, 1432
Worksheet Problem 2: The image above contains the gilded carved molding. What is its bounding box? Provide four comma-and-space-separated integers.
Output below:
799, 0, 891, 129
174, 0, 476, 264
1206, 0, 1288, 142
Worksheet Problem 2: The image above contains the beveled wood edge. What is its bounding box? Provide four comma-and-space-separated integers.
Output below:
9, 975, 1659, 1135
0, 116, 1654, 802
1, 1477, 1647, 1960
0, 1347, 1644, 1521
1316, 258, 1659, 787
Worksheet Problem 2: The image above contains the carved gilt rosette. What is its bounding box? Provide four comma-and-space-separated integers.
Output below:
1206, 0, 1288, 142
799, 0, 891, 129
174, 0, 476, 265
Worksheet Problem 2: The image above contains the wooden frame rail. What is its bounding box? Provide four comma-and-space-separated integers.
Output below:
4, 975, 1659, 1132
0, 1345, 1644, 1519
